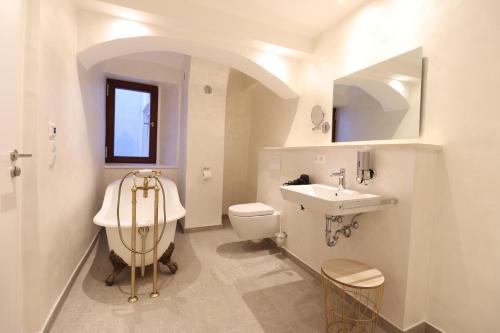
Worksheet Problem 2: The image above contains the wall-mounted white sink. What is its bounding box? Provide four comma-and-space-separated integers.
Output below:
280, 184, 396, 216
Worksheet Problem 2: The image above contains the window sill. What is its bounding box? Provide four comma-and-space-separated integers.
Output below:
104, 163, 177, 169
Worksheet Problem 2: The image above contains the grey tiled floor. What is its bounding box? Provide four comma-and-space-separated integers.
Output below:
50, 224, 388, 333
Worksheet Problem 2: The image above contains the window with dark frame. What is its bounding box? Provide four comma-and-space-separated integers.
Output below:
105, 79, 159, 164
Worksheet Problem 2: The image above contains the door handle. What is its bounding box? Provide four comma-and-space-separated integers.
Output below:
10, 149, 32, 162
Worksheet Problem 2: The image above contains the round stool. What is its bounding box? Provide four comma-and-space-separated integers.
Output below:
321, 259, 385, 333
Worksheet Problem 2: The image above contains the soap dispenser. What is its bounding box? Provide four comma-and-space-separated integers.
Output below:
356, 150, 375, 185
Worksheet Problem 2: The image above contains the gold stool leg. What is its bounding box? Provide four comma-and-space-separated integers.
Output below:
150, 185, 160, 298
128, 186, 138, 303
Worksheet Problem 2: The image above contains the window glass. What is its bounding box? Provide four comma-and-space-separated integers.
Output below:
106, 79, 158, 164
113, 88, 151, 158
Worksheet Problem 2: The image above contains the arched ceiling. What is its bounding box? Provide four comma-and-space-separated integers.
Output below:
77, 4, 309, 99
78, 35, 300, 99
76, 0, 375, 99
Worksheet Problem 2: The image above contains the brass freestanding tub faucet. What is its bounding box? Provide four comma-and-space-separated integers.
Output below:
116, 169, 167, 303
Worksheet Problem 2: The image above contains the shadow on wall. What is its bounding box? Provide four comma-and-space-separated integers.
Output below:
77, 61, 106, 197
247, 84, 300, 199
223, 70, 256, 212
426, 152, 473, 332
249, 84, 300, 148
223, 69, 299, 210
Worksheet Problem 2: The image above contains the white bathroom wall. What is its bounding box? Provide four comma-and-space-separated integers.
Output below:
222, 73, 299, 212
222, 70, 255, 213
251, 1, 500, 332
247, 84, 300, 199
177, 57, 190, 211
315, 1, 500, 331
159, 84, 181, 167
180, 58, 230, 230
20, 0, 105, 331
223, 69, 303, 214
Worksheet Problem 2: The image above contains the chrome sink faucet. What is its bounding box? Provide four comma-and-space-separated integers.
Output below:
330, 168, 345, 190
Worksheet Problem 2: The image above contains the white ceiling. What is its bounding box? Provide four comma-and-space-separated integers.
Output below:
79, 0, 374, 55
185, 0, 373, 38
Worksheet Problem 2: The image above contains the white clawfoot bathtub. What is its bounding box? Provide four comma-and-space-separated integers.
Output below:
93, 176, 185, 267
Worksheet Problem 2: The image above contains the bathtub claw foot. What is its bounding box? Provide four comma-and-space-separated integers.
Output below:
165, 261, 178, 274
105, 250, 127, 286
159, 242, 178, 274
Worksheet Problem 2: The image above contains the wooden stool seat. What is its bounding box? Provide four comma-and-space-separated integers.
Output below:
321, 258, 384, 289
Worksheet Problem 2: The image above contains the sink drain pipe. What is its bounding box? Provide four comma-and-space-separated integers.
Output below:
325, 214, 362, 247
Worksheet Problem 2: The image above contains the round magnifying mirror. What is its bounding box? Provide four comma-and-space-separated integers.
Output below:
311, 105, 324, 127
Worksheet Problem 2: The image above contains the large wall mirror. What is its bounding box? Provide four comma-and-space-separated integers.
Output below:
332, 48, 423, 142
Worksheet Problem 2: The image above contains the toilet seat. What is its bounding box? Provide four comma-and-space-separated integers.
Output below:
228, 202, 280, 241
229, 203, 274, 217
228, 203, 274, 217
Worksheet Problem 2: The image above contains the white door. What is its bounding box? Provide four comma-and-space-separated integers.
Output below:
0, 1, 26, 332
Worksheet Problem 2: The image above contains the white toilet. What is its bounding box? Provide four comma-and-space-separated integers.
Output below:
228, 202, 280, 241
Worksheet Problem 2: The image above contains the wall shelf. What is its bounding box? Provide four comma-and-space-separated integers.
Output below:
262, 139, 442, 152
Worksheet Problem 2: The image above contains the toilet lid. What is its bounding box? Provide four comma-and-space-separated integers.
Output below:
228, 203, 274, 217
